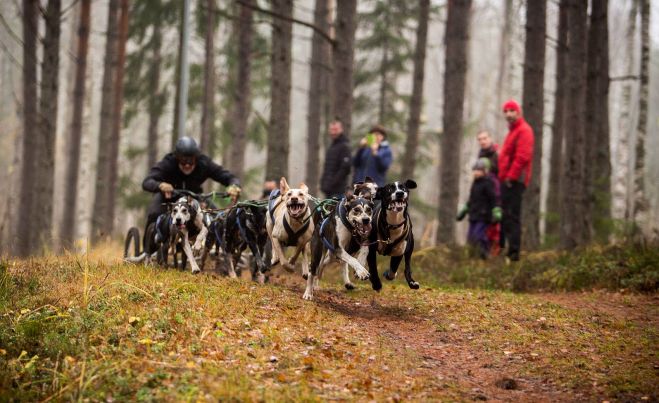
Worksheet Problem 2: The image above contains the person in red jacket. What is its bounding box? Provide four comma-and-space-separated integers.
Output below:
498, 99, 534, 261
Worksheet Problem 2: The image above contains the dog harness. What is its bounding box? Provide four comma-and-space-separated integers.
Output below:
282, 212, 312, 246
376, 206, 411, 256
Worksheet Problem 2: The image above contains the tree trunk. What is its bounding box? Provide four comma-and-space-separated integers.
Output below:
147, 23, 163, 170
377, 18, 390, 125
200, 0, 216, 156
266, 0, 293, 181
521, 0, 546, 249
632, 0, 650, 235
34, 0, 62, 253
401, 0, 429, 181
495, 0, 513, 139
332, 0, 357, 137
17, 0, 39, 256
105, 0, 129, 237
229, 0, 254, 178
61, 0, 91, 248
614, 1, 638, 222
171, 1, 185, 149
559, 0, 588, 249
585, 0, 611, 242
92, 0, 119, 241
546, 0, 568, 240
305, 0, 331, 193
437, 0, 472, 245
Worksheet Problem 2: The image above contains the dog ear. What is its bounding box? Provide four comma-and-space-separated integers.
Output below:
279, 177, 289, 194
187, 195, 194, 205
405, 179, 418, 190
364, 176, 374, 184
374, 187, 384, 200
345, 191, 355, 203
299, 182, 309, 193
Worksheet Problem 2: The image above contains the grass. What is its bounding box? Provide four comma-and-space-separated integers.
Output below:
0, 243, 657, 401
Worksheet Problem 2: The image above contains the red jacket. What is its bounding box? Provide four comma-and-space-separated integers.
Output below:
498, 117, 534, 186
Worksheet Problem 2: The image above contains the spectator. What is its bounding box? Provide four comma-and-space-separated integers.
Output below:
476, 130, 501, 255
353, 124, 393, 187
320, 119, 352, 199
498, 99, 535, 262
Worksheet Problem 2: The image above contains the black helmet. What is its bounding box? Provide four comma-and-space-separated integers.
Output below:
174, 136, 200, 157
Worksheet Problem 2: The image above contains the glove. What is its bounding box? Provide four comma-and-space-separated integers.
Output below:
456, 204, 468, 221
227, 184, 241, 202
492, 206, 502, 222
158, 182, 174, 198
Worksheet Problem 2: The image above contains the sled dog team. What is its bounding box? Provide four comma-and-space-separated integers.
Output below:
151, 176, 419, 300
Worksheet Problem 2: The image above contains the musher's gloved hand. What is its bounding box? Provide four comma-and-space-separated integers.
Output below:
227, 184, 241, 202
456, 204, 469, 222
159, 182, 174, 197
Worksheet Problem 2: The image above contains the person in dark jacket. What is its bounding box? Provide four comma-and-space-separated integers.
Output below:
457, 158, 501, 259
320, 119, 352, 198
142, 136, 241, 230
352, 125, 393, 187
498, 99, 534, 261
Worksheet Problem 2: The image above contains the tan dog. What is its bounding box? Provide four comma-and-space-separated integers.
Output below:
266, 177, 315, 277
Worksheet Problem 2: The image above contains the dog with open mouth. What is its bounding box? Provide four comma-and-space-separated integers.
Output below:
162, 196, 208, 274
366, 180, 420, 291
304, 192, 374, 300
266, 177, 314, 277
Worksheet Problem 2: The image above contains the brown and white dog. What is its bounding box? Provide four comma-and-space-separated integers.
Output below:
304, 193, 374, 300
266, 177, 314, 277
164, 196, 208, 274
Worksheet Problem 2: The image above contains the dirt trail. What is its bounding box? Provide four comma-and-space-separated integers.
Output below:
306, 289, 581, 402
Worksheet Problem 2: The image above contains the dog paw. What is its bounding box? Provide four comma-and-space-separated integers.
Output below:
371, 281, 382, 291
191, 267, 201, 275
408, 281, 420, 290
383, 270, 397, 281
302, 291, 314, 300
344, 282, 355, 290
192, 241, 203, 251
355, 270, 370, 281
302, 273, 309, 280
228, 271, 238, 279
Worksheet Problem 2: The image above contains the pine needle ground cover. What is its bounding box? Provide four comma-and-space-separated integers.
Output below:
0, 244, 656, 401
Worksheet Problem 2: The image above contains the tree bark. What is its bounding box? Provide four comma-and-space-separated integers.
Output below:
437, 0, 472, 245
228, 0, 254, 178
200, 0, 216, 157
62, 0, 91, 247
92, 0, 119, 241
521, 0, 546, 249
33, 0, 62, 253
401, 0, 429, 181
147, 23, 163, 170
105, 0, 129, 237
585, 0, 611, 242
546, 0, 568, 240
305, 0, 331, 194
559, 0, 588, 249
632, 0, 650, 235
332, 0, 357, 137
266, 0, 293, 181
17, 0, 39, 256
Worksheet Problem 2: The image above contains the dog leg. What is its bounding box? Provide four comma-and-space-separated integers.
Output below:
192, 225, 208, 252
271, 237, 295, 272
183, 233, 201, 274
342, 262, 355, 290
336, 249, 370, 280
367, 246, 382, 291
226, 255, 238, 278
303, 272, 315, 300
300, 243, 311, 280
403, 237, 420, 289
383, 256, 403, 281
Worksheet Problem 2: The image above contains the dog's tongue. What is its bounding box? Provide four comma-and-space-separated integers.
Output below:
363, 223, 372, 233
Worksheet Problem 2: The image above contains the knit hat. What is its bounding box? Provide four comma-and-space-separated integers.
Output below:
502, 99, 521, 113
369, 124, 387, 137
472, 157, 491, 172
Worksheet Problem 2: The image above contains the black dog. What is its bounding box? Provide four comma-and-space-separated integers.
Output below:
367, 180, 420, 291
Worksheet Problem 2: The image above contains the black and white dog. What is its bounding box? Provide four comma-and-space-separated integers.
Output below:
367, 180, 420, 291
304, 193, 374, 300
223, 204, 270, 282
161, 196, 207, 274
352, 176, 378, 201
